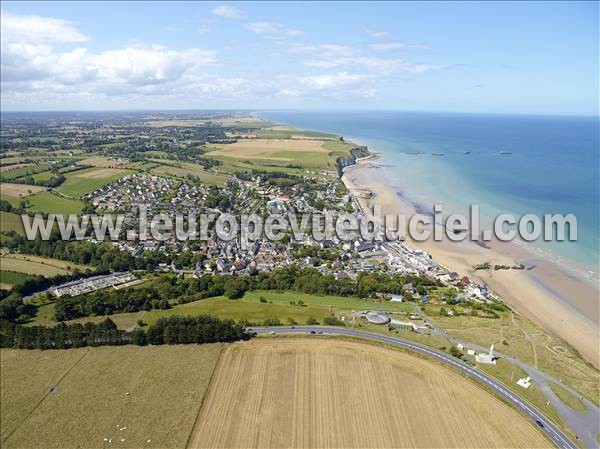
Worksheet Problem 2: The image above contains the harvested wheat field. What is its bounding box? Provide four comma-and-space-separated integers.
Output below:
0, 183, 45, 197
206, 138, 328, 160
189, 339, 549, 449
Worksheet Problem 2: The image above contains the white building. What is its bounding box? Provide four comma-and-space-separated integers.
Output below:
475, 345, 496, 365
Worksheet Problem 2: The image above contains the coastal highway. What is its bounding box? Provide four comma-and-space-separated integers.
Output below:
249, 326, 578, 449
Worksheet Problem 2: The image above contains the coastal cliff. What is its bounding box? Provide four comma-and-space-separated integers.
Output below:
336, 145, 370, 177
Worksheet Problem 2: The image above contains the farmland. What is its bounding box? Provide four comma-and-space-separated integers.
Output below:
25, 191, 84, 215
0, 271, 33, 290
56, 167, 132, 198
0, 253, 91, 277
0, 344, 223, 449
189, 338, 549, 449
0, 212, 25, 235
150, 161, 228, 186
205, 138, 346, 169
0, 183, 46, 203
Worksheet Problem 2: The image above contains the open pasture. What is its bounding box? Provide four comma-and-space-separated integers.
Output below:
0, 253, 90, 277
55, 167, 132, 197
1, 344, 223, 449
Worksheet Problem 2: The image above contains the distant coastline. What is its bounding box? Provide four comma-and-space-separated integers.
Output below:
257, 111, 600, 367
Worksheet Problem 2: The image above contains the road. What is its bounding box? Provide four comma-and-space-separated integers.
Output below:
412, 305, 599, 448
250, 325, 578, 449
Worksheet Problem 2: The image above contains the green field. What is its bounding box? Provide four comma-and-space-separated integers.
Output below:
0, 212, 25, 235
0, 164, 52, 182
0, 344, 223, 448
55, 167, 132, 197
0, 253, 90, 277
212, 156, 312, 177
150, 161, 228, 186
33, 290, 414, 329
25, 191, 84, 215
252, 128, 339, 139
0, 271, 33, 288
271, 150, 331, 168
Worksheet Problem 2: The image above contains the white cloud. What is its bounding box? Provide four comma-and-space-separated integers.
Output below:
370, 42, 428, 51
369, 31, 390, 39
301, 54, 444, 74
1, 9, 89, 44
1, 10, 220, 102
211, 5, 242, 20
244, 21, 303, 38
287, 43, 354, 58
299, 72, 368, 90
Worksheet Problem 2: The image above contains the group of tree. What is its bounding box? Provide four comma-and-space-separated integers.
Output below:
50, 266, 439, 321
1, 233, 204, 273
0, 314, 248, 350
53, 285, 172, 321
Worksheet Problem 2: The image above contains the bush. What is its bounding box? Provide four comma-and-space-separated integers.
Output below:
306, 317, 319, 325
323, 316, 345, 326
263, 318, 282, 326
449, 346, 463, 359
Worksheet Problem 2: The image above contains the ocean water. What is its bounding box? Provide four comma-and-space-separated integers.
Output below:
258, 110, 599, 273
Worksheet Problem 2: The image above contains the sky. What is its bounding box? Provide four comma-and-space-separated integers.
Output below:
1, 1, 598, 115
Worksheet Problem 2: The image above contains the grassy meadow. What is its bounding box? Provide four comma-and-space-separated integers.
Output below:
426, 308, 599, 407
0, 344, 223, 449
0, 271, 33, 290
0, 212, 26, 235
0, 253, 91, 277
55, 167, 132, 198
25, 191, 84, 215
31, 290, 415, 330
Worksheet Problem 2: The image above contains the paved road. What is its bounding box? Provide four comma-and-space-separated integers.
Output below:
250, 325, 578, 449
412, 305, 599, 448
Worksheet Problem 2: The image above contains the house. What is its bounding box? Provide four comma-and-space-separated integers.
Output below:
390, 294, 404, 303
216, 258, 227, 273
320, 239, 335, 249
403, 283, 415, 294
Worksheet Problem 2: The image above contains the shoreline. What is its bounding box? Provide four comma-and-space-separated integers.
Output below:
342, 158, 599, 367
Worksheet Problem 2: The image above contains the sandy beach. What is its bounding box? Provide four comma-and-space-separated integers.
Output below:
343, 158, 600, 367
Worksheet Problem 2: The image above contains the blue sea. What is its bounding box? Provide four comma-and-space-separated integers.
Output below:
258, 111, 599, 274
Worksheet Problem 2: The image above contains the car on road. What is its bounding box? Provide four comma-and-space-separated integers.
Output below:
310, 331, 316, 334
535, 420, 544, 429
269, 331, 276, 335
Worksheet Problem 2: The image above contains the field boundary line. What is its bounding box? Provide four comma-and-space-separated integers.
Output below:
184, 343, 226, 449
1, 348, 90, 445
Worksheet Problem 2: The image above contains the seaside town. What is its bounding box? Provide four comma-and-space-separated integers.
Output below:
38, 166, 497, 310
1, 110, 597, 449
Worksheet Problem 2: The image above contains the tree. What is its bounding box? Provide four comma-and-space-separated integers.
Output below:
449, 346, 463, 359
323, 316, 344, 326
306, 317, 319, 325
132, 329, 148, 346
